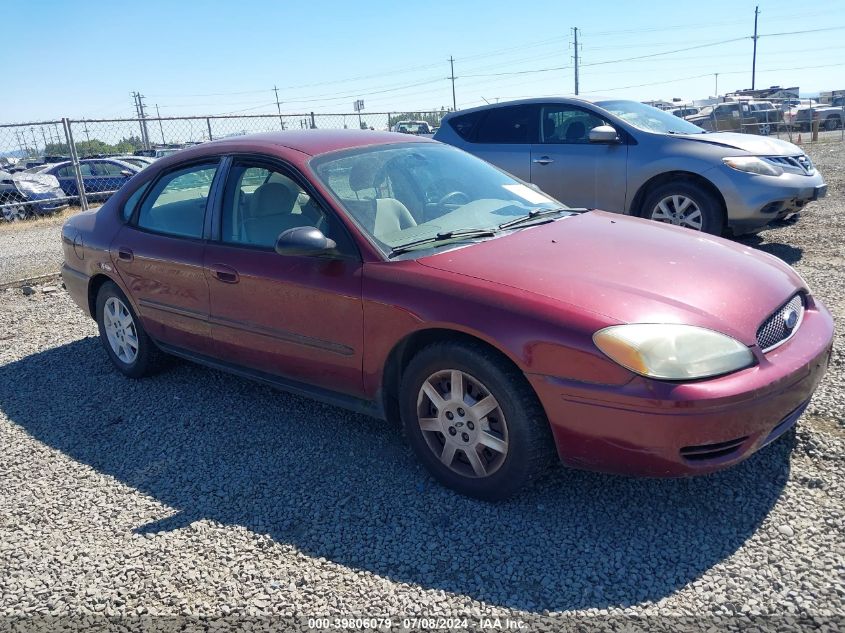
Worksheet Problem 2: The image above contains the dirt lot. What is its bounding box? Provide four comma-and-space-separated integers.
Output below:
0, 143, 843, 631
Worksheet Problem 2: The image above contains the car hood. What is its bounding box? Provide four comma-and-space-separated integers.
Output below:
675, 131, 802, 156
418, 211, 805, 346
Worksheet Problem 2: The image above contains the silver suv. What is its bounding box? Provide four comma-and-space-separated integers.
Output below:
433, 97, 826, 235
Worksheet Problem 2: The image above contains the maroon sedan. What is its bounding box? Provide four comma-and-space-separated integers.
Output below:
61, 131, 833, 500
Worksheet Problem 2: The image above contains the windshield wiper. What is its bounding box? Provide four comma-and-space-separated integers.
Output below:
498, 207, 580, 230
388, 228, 498, 258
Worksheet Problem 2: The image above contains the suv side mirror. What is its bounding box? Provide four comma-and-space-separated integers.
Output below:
588, 125, 620, 143
274, 226, 337, 257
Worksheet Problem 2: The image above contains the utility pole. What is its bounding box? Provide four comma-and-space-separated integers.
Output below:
751, 5, 759, 90
273, 86, 285, 130
155, 104, 166, 144
573, 27, 580, 95
30, 127, 38, 156
83, 121, 91, 145
449, 56, 457, 111
714, 73, 719, 97
132, 92, 151, 149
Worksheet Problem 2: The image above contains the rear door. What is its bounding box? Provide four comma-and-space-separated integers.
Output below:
461, 104, 537, 181
530, 103, 627, 210
203, 157, 365, 395
113, 160, 219, 355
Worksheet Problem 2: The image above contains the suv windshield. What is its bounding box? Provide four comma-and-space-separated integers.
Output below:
596, 99, 706, 134
311, 143, 567, 255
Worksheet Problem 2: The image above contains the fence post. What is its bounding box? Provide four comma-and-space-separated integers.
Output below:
62, 118, 88, 212
310, 112, 316, 129
206, 118, 213, 141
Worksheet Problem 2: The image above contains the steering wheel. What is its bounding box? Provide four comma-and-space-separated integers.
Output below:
438, 191, 471, 209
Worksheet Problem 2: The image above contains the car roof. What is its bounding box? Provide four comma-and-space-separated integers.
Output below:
190, 129, 435, 158
440, 96, 613, 119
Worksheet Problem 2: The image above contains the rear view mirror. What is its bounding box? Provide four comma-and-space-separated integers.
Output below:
119, 170, 134, 178
588, 125, 620, 143
274, 226, 337, 257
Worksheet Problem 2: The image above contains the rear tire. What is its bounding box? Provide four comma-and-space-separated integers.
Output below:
95, 281, 160, 378
399, 341, 555, 500
642, 181, 724, 235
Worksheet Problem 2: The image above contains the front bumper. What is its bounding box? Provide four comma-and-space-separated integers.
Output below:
704, 164, 826, 233
528, 299, 834, 477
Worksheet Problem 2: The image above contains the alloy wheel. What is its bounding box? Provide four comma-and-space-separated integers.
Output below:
103, 297, 139, 364
416, 369, 509, 478
650, 194, 703, 230
1, 204, 27, 222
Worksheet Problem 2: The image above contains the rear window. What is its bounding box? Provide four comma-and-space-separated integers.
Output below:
448, 111, 484, 140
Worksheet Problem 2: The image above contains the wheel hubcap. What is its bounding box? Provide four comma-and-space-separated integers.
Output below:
651, 194, 703, 230
417, 369, 509, 478
103, 297, 139, 364
1, 205, 27, 222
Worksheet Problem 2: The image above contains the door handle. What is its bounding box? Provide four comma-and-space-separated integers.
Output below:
210, 263, 239, 284
532, 157, 554, 165
117, 247, 134, 262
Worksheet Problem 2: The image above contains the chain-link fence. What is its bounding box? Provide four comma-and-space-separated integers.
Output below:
678, 98, 845, 143
1, 101, 841, 224
0, 111, 448, 223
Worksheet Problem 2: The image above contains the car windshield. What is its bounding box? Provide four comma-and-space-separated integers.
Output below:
596, 99, 706, 134
311, 143, 567, 255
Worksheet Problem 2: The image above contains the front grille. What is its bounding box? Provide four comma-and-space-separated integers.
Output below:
756, 294, 804, 352
766, 155, 814, 175
681, 436, 749, 462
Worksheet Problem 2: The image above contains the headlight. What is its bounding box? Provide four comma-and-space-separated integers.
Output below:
593, 324, 754, 380
722, 156, 782, 177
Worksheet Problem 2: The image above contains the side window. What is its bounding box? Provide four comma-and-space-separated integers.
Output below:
221, 162, 353, 253
122, 181, 150, 221
541, 106, 608, 144
448, 110, 484, 141
136, 162, 217, 238
474, 105, 536, 144
94, 161, 125, 176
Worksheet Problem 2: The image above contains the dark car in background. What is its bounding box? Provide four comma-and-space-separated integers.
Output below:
0, 169, 68, 221
35, 158, 140, 201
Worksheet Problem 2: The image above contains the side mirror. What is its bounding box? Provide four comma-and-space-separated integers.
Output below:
274, 226, 337, 257
588, 125, 620, 143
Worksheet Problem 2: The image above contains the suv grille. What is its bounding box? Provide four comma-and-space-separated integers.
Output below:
756, 294, 804, 352
766, 155, 814, 175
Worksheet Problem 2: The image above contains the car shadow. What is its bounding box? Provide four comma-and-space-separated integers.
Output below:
737, 231, 803, 265
0, 338, 794, 612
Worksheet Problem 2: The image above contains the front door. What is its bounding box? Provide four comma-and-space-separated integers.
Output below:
530, 103, 628, 211
112, 160, 219, 355
204, 159, 364, 396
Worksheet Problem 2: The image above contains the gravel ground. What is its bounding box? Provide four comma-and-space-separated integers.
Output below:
0, 221, 63, 285
0, 144, 843, 631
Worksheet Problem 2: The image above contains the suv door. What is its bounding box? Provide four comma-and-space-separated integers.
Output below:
530, 104, 627, 210
112, 160, 219, 355
204, 158, 364, 395
461, 104, 537, 181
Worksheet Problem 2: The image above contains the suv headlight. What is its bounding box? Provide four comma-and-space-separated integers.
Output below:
723, 156, 783, 176
593, 324, 754, 380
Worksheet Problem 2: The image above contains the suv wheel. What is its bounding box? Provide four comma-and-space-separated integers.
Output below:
642, 181, 724, 235
399, 341, 555, 500
95, 281, 160, 378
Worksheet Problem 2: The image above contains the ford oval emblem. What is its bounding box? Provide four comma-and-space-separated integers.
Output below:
783, 309, 799, 330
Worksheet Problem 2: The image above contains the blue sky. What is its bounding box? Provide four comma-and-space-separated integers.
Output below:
3, 0, 844, 122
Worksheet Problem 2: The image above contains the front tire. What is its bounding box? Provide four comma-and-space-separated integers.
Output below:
399, 341, 555, 500
642, 181, 724, 235
95, 281, 159, 378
